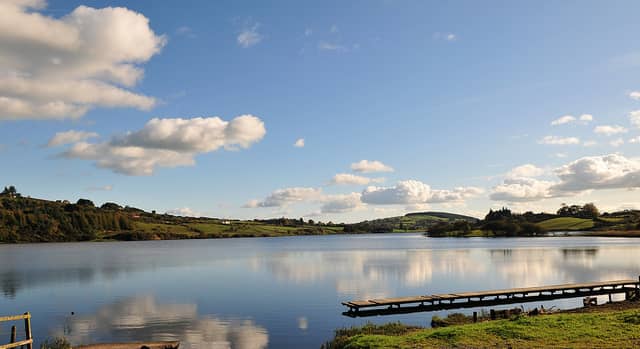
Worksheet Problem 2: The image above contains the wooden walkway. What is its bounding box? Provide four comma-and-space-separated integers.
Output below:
342, 278, 640, 317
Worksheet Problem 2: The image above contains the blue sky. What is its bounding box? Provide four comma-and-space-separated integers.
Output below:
2, 0, 640, 222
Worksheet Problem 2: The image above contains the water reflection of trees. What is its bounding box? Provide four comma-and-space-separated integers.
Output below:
54, 295, 268, 349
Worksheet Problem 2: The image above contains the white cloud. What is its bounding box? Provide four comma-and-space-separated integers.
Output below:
237, 23, 262, 48
594, 125, 628, 136
57, 115, 266, 175
492, 154, 640, 202
583, 140, 597, 147
610, 138, 624, 147
553, 152, 568, 158
318, 41, 346, 51
629, 136, 640, 144
433, 32, 457, 41
490, 177, 554, 202
630, 110, 640, 128
629, 91, 640, 100
580, 114, 594, 122
246, 187, 322, 208
550, 115, 576, 126
551, 154, 640, 194
0, 1, 165, 120
331, 173, 384, 186
321, 193, 363, 213
47, 130, 98, 147
539, 136, 580, 145
550, 114, 593, 126
351, 160, 394, 173
361, 180, 482, 205
166, 207, 200, 217
293, 138, 305, 148
506, 164, 545, 178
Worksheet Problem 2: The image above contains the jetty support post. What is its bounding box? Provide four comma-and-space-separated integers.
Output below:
473, 312, 478, 323
23, 313, 32, 349
10, 326, 16, 345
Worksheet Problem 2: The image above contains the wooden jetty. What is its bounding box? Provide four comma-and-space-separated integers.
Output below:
0, 313, 33, 349
342, 278, 640, 317
76, 342, 180, 349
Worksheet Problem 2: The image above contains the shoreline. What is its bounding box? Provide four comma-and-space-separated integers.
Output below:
325, 300, 640, 348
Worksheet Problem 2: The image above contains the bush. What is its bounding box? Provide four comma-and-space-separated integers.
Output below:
40, 338, 71, 349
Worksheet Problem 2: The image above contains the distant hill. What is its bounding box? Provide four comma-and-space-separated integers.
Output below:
342, 211, 479, 233
405, 211, 479, 222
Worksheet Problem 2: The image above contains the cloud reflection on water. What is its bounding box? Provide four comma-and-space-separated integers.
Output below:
55, 295, 268, 349
251, 246, 640, 300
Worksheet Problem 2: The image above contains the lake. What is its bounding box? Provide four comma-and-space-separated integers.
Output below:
1, 233, 640, 348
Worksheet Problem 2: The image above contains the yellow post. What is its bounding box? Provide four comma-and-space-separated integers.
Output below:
22, 313, 31, 349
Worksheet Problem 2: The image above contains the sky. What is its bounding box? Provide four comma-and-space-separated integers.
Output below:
2, 0, 640, 222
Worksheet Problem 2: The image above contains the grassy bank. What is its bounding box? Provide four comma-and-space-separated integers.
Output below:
325, 303, 640, 348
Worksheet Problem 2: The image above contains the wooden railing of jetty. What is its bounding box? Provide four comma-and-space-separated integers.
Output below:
342, 278, 640, 317
0, 313, 33, 349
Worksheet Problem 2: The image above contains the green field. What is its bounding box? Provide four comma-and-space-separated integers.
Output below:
325, 308, 640, 348
538, 217, 594, 231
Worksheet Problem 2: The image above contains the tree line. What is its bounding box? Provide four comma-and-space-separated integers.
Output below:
0, 187, 134, 242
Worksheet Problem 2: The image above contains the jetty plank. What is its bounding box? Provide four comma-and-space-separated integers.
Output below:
0, 339, 32, 349
75, 341, 180, 349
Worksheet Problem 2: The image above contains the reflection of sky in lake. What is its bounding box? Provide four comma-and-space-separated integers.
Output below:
1, 234, 640, 348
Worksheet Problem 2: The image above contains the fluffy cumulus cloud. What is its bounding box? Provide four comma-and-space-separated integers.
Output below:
551, 154, 640, 194
506, 164, 545, 178
550, 114, 593, 126
490, 177, 554, 202
350, 160, 394, 173
55, 114, 266, 175
491, 154, 640, 202
47, 130, 98, 147
245, 187, 322, 208
539, 136, 580, 145
594, 125, 628, 136
580, 114, 594, 122
0, 1, 165, 120
550, 115, 575, 126
321, 193, 363, 213
361, 180, 482, 205
331, 173, 384, 186
293, 138, 305, 148
630, 91, 640, 100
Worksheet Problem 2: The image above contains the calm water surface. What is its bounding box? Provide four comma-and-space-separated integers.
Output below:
2, 234, 640, 348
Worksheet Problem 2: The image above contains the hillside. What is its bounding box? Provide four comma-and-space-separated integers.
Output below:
0, 192, 341, 243
343, 212, 478, 233
0, 188, 480, 243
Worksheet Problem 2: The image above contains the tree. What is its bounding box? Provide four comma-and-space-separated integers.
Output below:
101, 202, 122, 210
76, 199, 95, 207
581, 203, 599, 219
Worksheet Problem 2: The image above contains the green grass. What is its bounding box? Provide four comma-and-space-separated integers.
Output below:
325, 309, 640, 348
600, 216, 626, 223
538, 217, 594, 231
